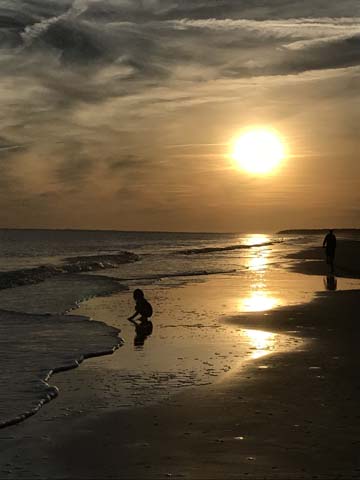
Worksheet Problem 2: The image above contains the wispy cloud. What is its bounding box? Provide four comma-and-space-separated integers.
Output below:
0, 0, 358, 229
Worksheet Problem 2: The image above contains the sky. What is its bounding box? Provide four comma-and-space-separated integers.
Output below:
0, 0, 359, 232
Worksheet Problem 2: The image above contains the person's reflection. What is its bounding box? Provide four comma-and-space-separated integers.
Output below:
324, 274, 337, 291
129, 319, 153, 347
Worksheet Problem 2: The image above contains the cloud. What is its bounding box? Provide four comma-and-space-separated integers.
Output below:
108, 154, 144, 171
78, 1, 360, 22
0, 0, 359, 229
0, 137, 27, 153
1, 5, 359, 103
1, 5, 359, 126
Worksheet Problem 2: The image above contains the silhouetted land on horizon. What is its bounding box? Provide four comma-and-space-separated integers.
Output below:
278, 228, 360, 235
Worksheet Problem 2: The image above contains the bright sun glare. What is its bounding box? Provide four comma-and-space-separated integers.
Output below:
232, 129, 285, 175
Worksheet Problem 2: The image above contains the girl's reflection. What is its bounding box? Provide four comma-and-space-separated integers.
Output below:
129, 319, 153, 347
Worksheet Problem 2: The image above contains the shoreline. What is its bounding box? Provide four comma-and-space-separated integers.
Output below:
55, 290, 360, 478
0, 308, 122, 431
34, 274, 303, 416
0, 338, 122, 431
286, 239, 360, 279
1, 242, 360, 478
2, 288, 360, 478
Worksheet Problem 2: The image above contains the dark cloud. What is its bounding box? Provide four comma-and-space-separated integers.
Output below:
0, 1, 358, 119
56, 155, 94, 186
80, 0, 360, 21
53, 140, 95, 186
35, 20, 106, 64
2, 1, 358, 76
0, 136, 24, 152
281, 34, 360, 74
108, 155, 144, 171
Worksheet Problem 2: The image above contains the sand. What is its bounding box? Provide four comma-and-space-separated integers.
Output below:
287, 239, 360, 279
1, 242, 360, 479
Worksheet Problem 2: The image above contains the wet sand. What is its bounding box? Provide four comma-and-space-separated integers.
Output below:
68, 291, 360, 478
1, 245, 360, 478
287, 239, 360, 279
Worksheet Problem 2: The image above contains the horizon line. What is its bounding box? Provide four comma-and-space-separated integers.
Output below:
0, 227, 358, 235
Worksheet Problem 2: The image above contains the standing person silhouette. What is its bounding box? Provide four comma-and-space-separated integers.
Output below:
322, 229, 336, 274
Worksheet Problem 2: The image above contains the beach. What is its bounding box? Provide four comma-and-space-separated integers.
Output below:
0, 232, 359, 478
2, 0, 360, 476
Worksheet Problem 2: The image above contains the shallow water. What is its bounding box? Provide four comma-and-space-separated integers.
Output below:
0, 270, 129, 428
0, 310, 120, 428
53, 281, 295, 412
0, 230, 271, 271
0, 230, 359, 427
53, 264, 360, 413
0, 274, 124, 314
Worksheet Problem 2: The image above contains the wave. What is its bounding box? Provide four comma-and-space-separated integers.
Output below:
0, 274, 128, 316
0, 344, 121, 429
179, 241, 275, 255
112, 268, 238, 282
0, 252, 139, 291
0, 309, 122, 429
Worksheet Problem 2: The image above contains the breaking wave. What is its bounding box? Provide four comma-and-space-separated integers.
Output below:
0, 252, 139, 290
179, 241, 275, 255
109, 268, 238, 282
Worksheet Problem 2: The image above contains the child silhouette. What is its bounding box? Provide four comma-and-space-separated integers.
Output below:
128, 289, 153, 347
128, 288, 153, 322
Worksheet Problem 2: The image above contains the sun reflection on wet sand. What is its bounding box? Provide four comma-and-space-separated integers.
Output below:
244, 329, 277, 359
239, 292, 281, 312
240, 234, 284, 312
62, 268, 314, 409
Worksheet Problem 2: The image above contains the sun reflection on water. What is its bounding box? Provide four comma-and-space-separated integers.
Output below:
244, 329, 276, 359
247, 254, 268, 272
239, 292, 281, 312
245, 234, 271, 272
244, 233, 270, 246
240, 234, 283, 312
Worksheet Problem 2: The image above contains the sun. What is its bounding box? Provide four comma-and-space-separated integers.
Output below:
231, 129, 285, 175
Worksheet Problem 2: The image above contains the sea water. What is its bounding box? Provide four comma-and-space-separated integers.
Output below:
0, 229, 359, 427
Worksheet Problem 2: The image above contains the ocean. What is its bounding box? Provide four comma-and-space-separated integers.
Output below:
0, 229, 359, 428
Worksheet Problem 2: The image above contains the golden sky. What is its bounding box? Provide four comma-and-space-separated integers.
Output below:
0, 1, 359, 231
